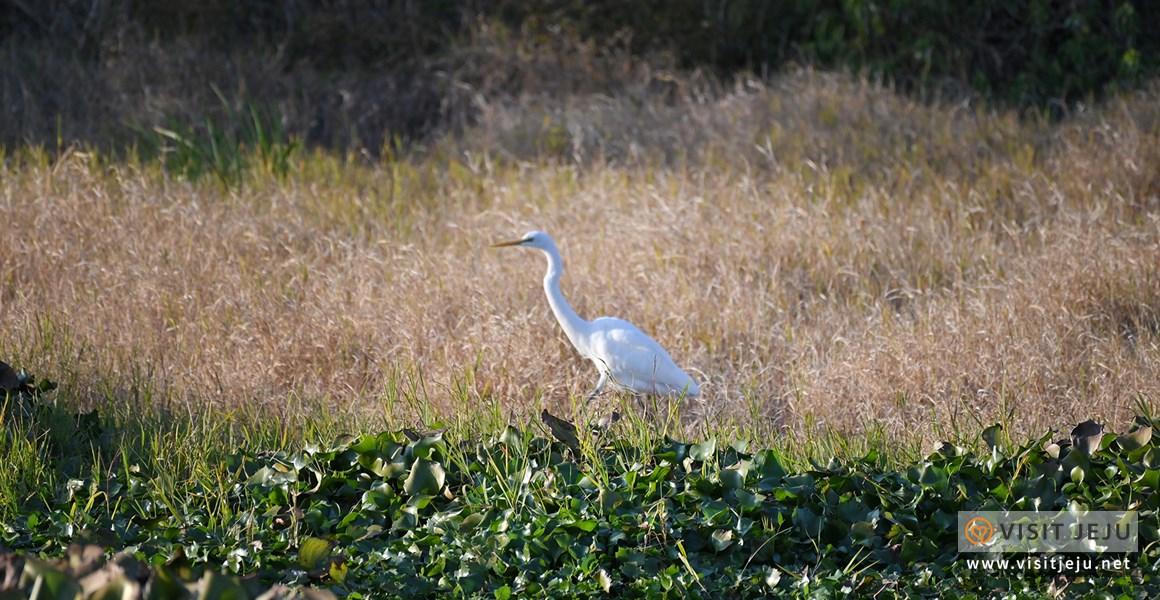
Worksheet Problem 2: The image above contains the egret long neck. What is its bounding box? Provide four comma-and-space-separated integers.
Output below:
541, 246, 588, 349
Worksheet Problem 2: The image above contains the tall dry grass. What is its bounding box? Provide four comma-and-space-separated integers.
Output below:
2, 69, 1158, 448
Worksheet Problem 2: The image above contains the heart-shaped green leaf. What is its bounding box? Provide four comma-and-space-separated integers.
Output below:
403, 458, 446, 496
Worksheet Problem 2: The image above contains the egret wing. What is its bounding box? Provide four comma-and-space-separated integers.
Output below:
589, 317, 698, 397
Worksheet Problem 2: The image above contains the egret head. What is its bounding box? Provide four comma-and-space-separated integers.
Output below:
490, 230, 556, 251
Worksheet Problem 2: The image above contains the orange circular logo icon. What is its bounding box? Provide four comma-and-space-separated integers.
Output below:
964, 517, 995, 545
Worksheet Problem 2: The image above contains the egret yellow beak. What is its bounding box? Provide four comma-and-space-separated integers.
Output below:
490, 238, 528, 248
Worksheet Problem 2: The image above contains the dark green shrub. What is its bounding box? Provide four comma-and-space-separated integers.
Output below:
497, 0, 1158, 108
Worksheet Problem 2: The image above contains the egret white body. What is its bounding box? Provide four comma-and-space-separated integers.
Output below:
492, 231, 700, 401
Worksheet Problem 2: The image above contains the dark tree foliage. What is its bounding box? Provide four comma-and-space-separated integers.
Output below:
496, 0, 1158, 108
2, 0, 1156, 109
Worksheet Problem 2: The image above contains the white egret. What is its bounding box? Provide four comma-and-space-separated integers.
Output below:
491, 231, 700, 401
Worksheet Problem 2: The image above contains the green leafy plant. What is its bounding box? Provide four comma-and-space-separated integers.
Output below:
3, 403, 1158, 598
146, 85, 297, 187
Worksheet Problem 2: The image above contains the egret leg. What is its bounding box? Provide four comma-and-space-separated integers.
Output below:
585, 372, 608, 403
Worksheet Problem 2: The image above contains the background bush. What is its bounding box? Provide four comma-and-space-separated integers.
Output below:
510, 0, 1157, 109
1, 0, 1157, 151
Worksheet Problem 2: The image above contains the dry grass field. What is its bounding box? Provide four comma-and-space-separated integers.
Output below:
2, 68, 1158, 451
